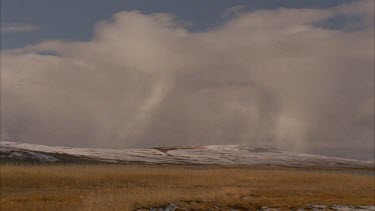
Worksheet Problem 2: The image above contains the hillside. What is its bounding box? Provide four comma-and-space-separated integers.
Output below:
1, 141, 373, 169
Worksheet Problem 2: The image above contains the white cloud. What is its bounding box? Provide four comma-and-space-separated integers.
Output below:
1, 1, 374, 159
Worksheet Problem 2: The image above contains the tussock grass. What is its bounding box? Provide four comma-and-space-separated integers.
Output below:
1, 164, 374, 210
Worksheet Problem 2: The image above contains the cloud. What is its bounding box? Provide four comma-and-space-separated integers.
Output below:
1, 1, 374, 160
1, 23, 40, 33
222, 5, 247, 18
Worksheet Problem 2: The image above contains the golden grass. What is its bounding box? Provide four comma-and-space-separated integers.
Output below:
1, 164, 374, 211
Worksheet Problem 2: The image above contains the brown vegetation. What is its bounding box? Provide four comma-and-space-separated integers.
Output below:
1, 164, 374, 210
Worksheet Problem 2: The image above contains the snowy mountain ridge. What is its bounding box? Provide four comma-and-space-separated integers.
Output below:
1, 141, 373, 169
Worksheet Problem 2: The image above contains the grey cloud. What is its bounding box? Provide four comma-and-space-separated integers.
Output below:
222, 5, 247, 18
1, 23, 40, 33
1, 1, 374, 160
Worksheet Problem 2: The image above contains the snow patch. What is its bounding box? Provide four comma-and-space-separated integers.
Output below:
0, 141, 373, 168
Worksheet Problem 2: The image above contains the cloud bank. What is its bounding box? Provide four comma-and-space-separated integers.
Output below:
1, 1, 374, 160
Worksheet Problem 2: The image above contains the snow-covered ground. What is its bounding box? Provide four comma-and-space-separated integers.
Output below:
0, 141, 373, 168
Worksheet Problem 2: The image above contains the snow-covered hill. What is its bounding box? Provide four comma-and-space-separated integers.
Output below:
1, 141, 373, 169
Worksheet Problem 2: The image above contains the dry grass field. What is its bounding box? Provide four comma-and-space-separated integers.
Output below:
0, 164, 374, 211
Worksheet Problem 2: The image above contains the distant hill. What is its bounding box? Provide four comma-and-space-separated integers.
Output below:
1, 141, 373, 169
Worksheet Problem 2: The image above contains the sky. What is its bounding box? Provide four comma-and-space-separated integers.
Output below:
1, 0, 356, 49
1, 0, 374, 160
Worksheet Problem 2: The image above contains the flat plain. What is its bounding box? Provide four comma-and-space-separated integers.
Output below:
0, 164, 374, 211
